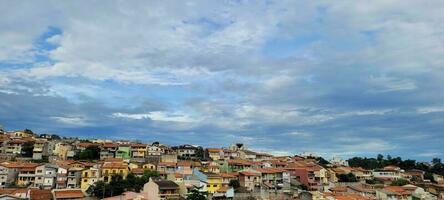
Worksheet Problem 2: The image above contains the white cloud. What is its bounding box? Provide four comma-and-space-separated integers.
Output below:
51, 116, 89, 126
112, 111, 198, 123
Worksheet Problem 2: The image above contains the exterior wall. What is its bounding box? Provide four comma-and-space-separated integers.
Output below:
81, 168, 100, 190
56, 167, 68, 189
207, 177, 223, 193
143, 181, 160, 200
373, 171, 401, 180
116, 147, 131, 159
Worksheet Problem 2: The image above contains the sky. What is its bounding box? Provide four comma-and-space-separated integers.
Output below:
1, 1, 444, 161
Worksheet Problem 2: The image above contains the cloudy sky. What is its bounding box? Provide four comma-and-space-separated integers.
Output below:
1, 1, 443, 160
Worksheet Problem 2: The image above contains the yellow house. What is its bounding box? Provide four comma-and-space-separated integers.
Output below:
101, 162, 129, 183
81, 167, 100, 190
142, 163, 156, 171
206, 173, 223, 194
130, 144, 147, 158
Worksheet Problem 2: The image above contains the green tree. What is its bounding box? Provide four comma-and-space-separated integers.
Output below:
337, 173, 358, 182
316, 157, 330, 167
186, 187, 207, 200
21, 141, 35, 157
78, 146, 100, 160
24, 129, 34, 135
432, 158, 442, 165
229, 179, 240, 191
390, 179, 409, 186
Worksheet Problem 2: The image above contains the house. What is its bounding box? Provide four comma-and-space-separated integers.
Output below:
55, 165, 68, 189
256, 168, 289, 190
346, 183, 376, 198
226, 159, 254, 172
101, 161, 129, 183
288, 167, 319, 191
115, 145, 131, 159
66, 167, 83, 188
32, 140, 48, 160
207, 148, 223, 161
157, 162, 176, 174
34, 164, 58, 189
147, 145, 163, 156
5, 140, 25, 155
376, 185, 413, 200
205, 173, 223, 194
238, 150, 257, 161
351, 167, 373, 181
131, 144, 147, 159
176, 161, 193, 175
239, 171, 261, 191
143, 179, 180, 200
373, 169, 401, 181
0, 162, 21, 187
54, 143, 74, 160
219, 172, 237, 186
403, 169, 425, 182
142, 163, 156, 171
7, 131, 34, 138
100, 143, 118, 160
17, 163, 40, 186
80, 167, 100, 190
175, 145, 199, 159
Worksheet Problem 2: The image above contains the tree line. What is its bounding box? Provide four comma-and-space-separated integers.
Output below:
348, 154, 444, 181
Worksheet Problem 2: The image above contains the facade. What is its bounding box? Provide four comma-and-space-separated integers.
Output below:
34, 164, 58, 189
80, 167, 100, 190
143, 179, 180, 200
101, 162, 129, 183
66, 168, 82, 188
115, 145, 131, 159
239, 171, 261, 191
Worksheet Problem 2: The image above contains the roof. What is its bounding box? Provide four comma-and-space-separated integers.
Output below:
131, 144, 147, 148
239, 171, 261, 176
131, 168, 145, 174
102, 162, 128, 169
334, 194, 372, 200
207, 148, 222, 153
102, 143, 118, 148
155, 180, 179, 189
158, 162, 176, 167
219, 172, 238, 178
8, 140, 25, 145
177, 161, 192, 167
255, 167, 285, 174
29, 189, 52, 200
383, 186, 411, 195
54, 190, 85, 199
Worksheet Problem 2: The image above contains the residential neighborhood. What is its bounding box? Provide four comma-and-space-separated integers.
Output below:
0, 129, 443, 200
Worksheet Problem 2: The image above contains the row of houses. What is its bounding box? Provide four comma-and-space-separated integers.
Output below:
1, 130, 444, 200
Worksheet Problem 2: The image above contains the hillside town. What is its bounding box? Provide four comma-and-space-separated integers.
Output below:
0, 129, 443, 200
